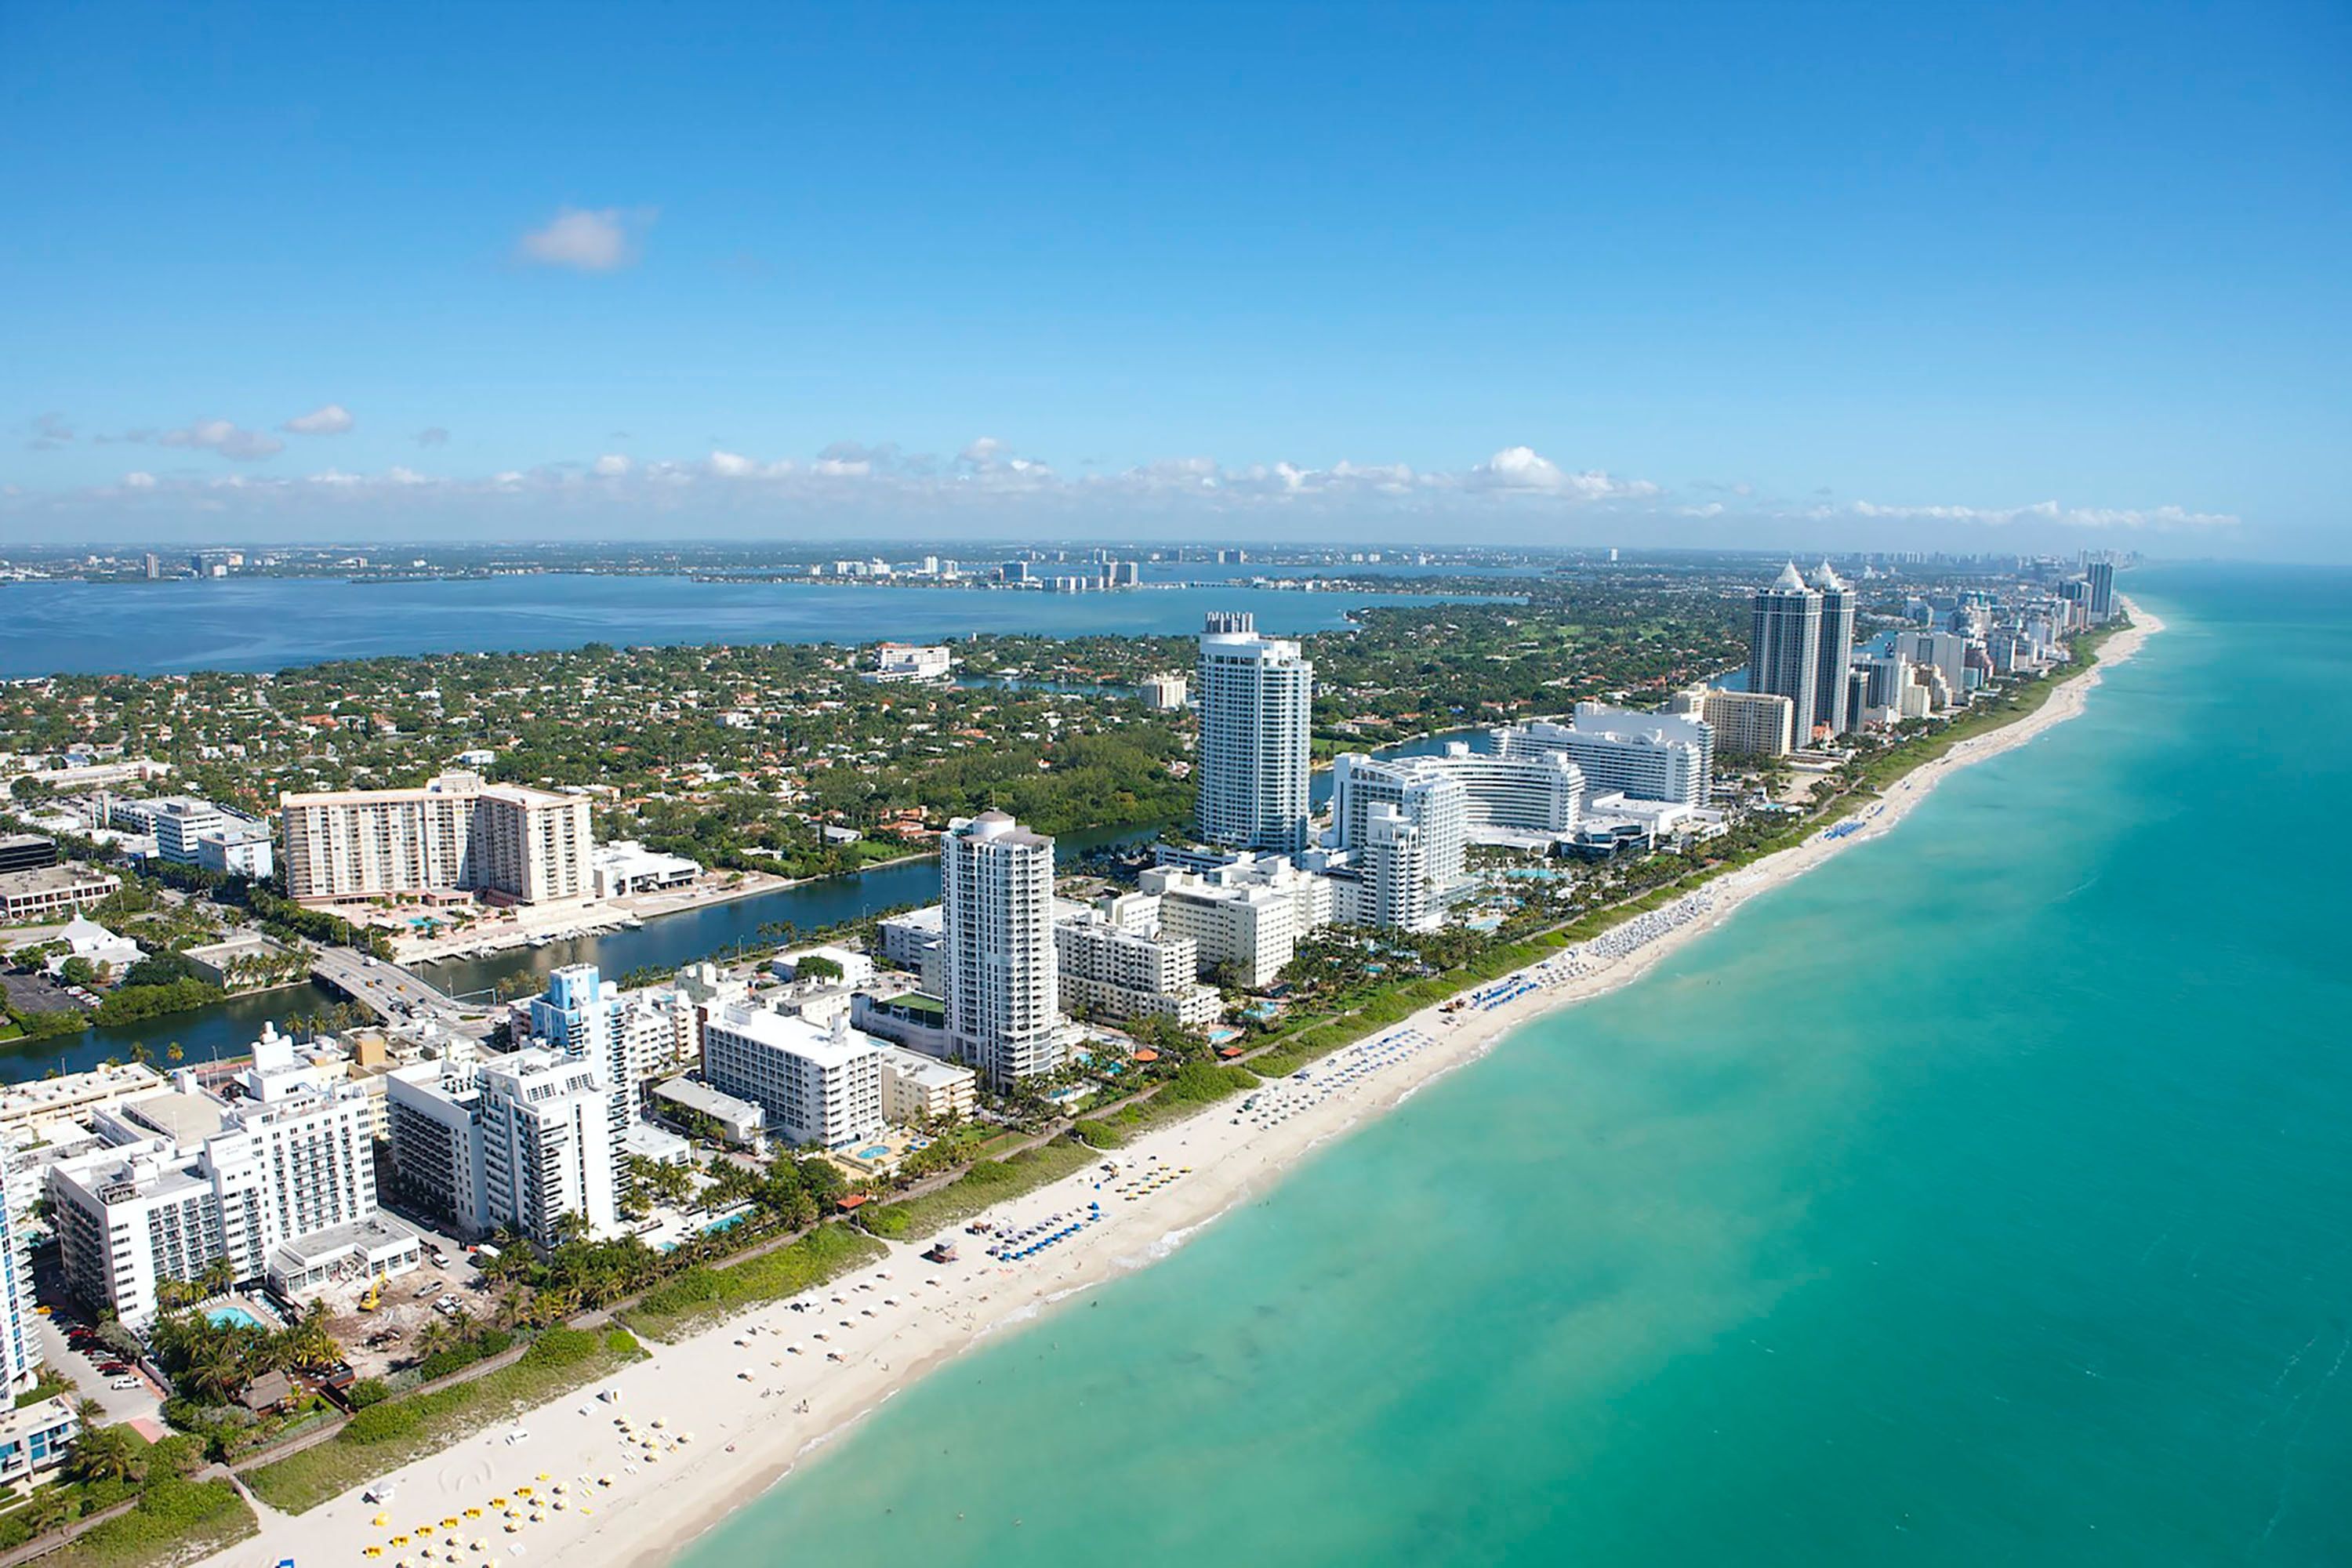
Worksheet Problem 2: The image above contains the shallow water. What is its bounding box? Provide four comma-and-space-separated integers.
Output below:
679, 564, 2352, 1566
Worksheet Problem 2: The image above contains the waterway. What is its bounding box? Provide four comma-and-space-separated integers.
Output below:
0, 573, 1512, 677
0, 823, 1156, 1084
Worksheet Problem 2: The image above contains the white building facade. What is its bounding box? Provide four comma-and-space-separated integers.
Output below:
701, 1003, 888, 1149
941, 812, 1064, 1088
1195, 612, 1314, 854
1496, 705, 1713, 808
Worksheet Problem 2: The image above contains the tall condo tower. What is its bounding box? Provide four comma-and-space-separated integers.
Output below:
1748, 563, 1823, 743
0, 1142, 40, 1392
942, 811, 1064, 1089
2087, 561, 2116, 621
1195, 612, 1314, 854
1809, 561, 1859, 735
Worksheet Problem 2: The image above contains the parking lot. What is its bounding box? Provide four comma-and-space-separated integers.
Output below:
36, 1312, 161, 1425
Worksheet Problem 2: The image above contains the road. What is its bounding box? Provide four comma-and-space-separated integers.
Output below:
309, 948, 462, 1022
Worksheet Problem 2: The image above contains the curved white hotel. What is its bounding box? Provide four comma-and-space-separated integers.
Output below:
1494, 704, 1711, 808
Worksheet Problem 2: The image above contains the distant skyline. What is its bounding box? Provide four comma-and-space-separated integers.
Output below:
3, 3, 2347, 559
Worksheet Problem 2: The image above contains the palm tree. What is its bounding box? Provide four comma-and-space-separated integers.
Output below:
166, 1042, 184, 1065
67, 1425, 147, 1486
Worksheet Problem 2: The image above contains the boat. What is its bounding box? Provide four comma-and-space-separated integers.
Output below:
527, 935, 552, 949
619, 916, 644, 929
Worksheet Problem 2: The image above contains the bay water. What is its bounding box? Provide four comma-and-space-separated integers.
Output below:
677, 564, 2352, 1566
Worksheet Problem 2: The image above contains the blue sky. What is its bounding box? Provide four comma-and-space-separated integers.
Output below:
2, 2, 2347, 557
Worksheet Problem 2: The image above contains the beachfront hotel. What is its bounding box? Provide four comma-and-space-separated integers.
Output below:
1053, 905, 1222, 1028
279, 770, 592, 907
1138, 853, 1334, 989
1684, 688, 1795, 759
700, 1002, 889, 1150
1194, 612, 1315, 854
48, 1034, 394, 1327
941, 811, 1065, 1089
1494, 706, 1713, 808
386, 1047, 621, 1248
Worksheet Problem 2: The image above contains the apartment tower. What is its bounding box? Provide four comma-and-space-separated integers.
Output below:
1194, 612, 1314, 854
941, 812, 1063, 1089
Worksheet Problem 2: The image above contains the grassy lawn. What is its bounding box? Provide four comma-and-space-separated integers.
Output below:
858, 1135, 1103, 1241
1073, 1062, 1259, 1146
45, 1477, 256, 1568
617, 1223, 887, 1343
243, 1327, 644, 1515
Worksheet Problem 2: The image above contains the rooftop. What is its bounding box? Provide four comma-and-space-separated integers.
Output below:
0, 862, 119, 896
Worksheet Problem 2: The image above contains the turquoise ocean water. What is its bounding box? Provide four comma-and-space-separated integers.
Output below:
679, 565, 2349, 1566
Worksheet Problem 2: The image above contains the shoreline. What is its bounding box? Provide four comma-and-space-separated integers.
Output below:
201, 603, 2161, 1568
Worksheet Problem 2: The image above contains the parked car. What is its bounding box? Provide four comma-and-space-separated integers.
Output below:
107, 1376, 142, 1391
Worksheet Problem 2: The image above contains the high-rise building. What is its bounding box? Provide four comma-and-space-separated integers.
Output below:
2087, 561, 2116, 621
1494, 705, 1713, 808
51, 1034, 395, 1325
941, 812, 1063, 1088
1194, 613, 1314, 854
1328, 753, 1469, 892
387, 1047, 622, 1247
1809, 561, 1858, 736
1899, 630, 1972, 710
0, 1143, 40, 1392
280, 771, 592, 906
1748, 563, 1823, 742
701, 1003, 888, 1149
1698, 689, 1796, 758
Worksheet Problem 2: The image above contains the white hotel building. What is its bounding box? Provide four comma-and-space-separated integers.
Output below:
387, 1047, 621, 1248
701, 1003, 888, 1150
1195, 612, 1315, 855
1054, 909, 1221, 1029
49, 1035, 392, 1327
942, 811, 1065, 1088
1495, 703, 1714, 808
1139, 853, 1333, 989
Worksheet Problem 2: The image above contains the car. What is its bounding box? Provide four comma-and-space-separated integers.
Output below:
107, 1376, 142, 1390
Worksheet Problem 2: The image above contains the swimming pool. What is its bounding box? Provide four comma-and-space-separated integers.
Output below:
207, 1305, 264, 1330
855, 1145, 891, 1162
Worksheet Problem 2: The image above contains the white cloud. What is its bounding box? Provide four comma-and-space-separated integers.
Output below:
1464, 445, 1658, 500
19, 442, 2234, 547
413, 426, 451, 447
281, 404, 354, 435
137, 419, 285, 461
517, 206, 654, 271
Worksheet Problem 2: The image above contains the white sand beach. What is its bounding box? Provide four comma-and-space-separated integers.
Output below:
202, 603, 2160, 1568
